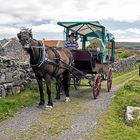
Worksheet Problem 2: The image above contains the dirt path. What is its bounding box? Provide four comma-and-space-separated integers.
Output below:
0, 71, 138, 140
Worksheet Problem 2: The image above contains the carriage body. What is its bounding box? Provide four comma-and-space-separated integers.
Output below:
57, 21, 115, 98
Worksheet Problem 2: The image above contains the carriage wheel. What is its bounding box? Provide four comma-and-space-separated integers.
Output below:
93, 74, 101, 99
74, 78, 81, 90
107, 68, 112, 92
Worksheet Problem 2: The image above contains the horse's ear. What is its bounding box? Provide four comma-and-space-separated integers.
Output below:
17, 33, 21, 39
28, 28, 32, 33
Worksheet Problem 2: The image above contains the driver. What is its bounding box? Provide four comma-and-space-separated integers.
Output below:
65, 33, 79, 50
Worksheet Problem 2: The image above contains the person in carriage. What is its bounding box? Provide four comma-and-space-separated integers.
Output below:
65, 33, 79, 50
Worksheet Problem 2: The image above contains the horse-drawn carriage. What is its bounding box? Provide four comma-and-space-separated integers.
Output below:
58, 21, 115, 99
17, 21, 115, 109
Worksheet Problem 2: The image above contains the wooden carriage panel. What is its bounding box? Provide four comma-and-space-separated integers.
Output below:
71, 50, 95, 73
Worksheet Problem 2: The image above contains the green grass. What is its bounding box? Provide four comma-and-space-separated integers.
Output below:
118, 50, 134, 58
93, 77, 140, 140
115, 49, 136, 59
0, 87, 39, 122
0, 83, 58, 122
113, 69, 138, 85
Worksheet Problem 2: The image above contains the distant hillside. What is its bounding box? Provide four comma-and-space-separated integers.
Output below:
116, 42, 140, 51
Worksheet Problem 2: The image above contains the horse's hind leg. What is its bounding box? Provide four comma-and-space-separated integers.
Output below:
36, 76, 45, 106
62, 70, 70, 102
55, 75, 63, 100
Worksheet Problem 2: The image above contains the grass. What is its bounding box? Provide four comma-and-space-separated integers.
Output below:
118, 50, 135, 58
115, 48, 136, 61
0, 87, 39, 122
92, 77, 140, 140
0, 83, 58, 123
113, 69, 138, 86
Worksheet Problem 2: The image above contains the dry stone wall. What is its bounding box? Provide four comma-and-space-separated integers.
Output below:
112, 55, 140, 72
0, 57, 35, 98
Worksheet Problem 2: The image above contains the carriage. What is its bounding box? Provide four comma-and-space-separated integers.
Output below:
57, 21, 115, 99
17, 22, 115, 108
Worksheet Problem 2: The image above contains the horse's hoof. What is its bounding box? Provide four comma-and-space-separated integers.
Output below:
38, 101, 45, 106
65, 97, 70, 102
55, 97, 60, 100
44, 105, 53, 111
37, 105, 45, 109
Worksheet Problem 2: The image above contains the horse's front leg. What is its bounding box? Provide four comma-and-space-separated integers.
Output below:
63, 70, 70, 102
36, 76, 45, 106
45, 76, 53, 108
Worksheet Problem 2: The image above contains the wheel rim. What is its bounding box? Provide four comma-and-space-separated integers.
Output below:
93, 74, 101, 99
107, 68, 112, 92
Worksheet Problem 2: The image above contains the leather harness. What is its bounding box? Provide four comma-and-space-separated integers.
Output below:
30, 46, 66, 77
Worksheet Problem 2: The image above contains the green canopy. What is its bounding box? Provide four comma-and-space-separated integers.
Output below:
57, 21, 104, 39
57, 21, 115, 63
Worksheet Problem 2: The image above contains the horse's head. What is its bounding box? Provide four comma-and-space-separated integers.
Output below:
17, 28, 33, 50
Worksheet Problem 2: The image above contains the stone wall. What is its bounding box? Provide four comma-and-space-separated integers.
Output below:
112, 55, 140, 72
0, 38, 29, 62
0, 57, 35, 98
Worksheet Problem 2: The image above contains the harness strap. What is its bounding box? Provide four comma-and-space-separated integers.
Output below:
30, 46, 46, 70
49, 47, 61, 77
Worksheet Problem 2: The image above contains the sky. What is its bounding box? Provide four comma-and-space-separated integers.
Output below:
0, 0, 140, 42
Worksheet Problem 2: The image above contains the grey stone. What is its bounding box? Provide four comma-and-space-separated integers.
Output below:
125, 106, 140, 122
12, 87, 21, 95
5, 72, 13, 82
0, 85, 6, 98
4, 83, 13, 89
0, 73, 6, 84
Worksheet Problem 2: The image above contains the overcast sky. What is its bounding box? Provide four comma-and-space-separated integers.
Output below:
0, 0, 140, 42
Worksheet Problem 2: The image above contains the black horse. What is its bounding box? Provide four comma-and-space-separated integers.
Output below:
17, 28, 73, 109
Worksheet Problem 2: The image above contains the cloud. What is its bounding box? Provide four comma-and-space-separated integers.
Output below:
0, 0, 140, 41
126, 28, 140, 35
111, 28, 140, 42
32, 24, 63, 33
0, 0, 140, 24
0, 26, 18, 39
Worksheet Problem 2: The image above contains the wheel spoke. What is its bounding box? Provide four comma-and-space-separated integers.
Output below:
107, 68, 112, 92
93, 74, 101, 99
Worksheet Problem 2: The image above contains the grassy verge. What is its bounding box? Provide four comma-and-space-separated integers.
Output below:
93, 77, 140, 140
0, 83, 58, 123
0, 87, 39, 123
113, 69, 138, 85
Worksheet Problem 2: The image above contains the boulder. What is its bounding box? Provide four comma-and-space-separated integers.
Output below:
125, 106, 140, 123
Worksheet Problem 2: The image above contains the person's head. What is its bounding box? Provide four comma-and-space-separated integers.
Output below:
69, 33, 75, 42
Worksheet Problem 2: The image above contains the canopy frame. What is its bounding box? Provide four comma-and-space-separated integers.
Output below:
57, 21, 115, 63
